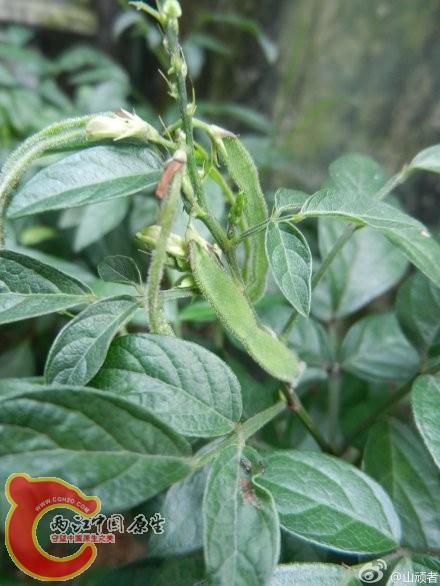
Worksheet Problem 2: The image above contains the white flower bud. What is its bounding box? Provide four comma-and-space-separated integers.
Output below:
136, 225, 189, 271
86, 110, 162, 143
163, 0, 182, 19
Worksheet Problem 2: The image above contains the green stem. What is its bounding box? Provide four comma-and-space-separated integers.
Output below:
1, 114, 105, 175
281, 384, 334, 454
239, 401, 286, 442
164, 21, 203, 209
233, 218, 271, 244
328, 368, 341, 449
375, 167, 408, 201
163, 16, 240, 279
194, 401, 286, 469
327, 322, 342, 449
146, 160, 184, 335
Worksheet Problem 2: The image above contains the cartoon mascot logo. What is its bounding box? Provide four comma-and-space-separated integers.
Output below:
5, 473, 100, 581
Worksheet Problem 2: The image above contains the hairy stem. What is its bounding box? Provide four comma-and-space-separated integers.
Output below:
162, 13, 242, 282
0, 124, 95, 248
146, 158, 185, 335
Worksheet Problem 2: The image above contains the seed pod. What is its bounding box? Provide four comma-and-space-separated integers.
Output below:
221, 136, 269, 301
188, 233, 302, 383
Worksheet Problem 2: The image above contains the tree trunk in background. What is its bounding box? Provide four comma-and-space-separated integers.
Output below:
270, 0, 440, 224
191, 0, 439, 225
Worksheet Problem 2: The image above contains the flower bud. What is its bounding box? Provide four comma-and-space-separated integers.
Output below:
136, 225, 190, 271
175, 274, 197, 289
86, 110, 162, 143
209, 124, 237, 139
162, 0, 182, 19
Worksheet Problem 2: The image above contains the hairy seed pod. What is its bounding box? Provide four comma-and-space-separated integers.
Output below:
188, 232, 302, 383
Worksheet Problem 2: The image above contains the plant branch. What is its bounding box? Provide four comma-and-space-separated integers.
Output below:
0, 122, 97, 248
162, 10, 242, 282
281, 384, 335, 454
193, 401, 287, 469
146, 153, 185, 335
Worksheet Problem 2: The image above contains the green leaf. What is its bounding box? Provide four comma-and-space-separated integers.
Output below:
363, 419, 440, 550
73, 198, 129, 251
272, 563, 360, 586
198, 13, 278, 64
0, 385, 192, 519
409, 144, 440, 174
328, 153, 387, 196
396, 273, 440, 359
204, 445, 280, 586
313, 219, 408, 320
412, 375, 440, 470
8, 145, 162, 218
179, 299, 216, 322
265, 221, 312, 317
0, 250, 90, 295
254, 450, 401, 554
98, 255, 142, 287
300, 188, 440, 289
225, 354, 274, 419
12, 245, 96, 283
274, 188, 310, 214
340, 313, 419, 383
45, 296, 139, 385
149, 467, 208, 557
92, 334, 242, 437
0, 249, 93, 324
